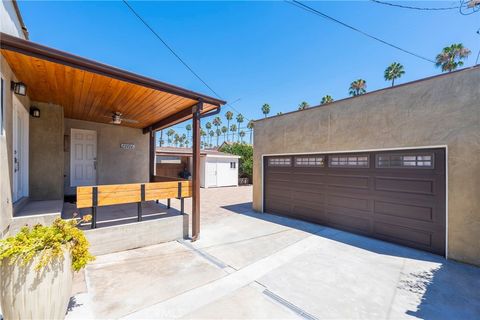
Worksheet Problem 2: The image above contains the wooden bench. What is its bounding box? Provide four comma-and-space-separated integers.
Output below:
77, 181, 192, 228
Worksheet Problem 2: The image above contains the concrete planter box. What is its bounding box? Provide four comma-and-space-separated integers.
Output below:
0, 248, 73, 320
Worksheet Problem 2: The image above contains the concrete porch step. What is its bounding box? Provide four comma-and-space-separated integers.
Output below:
10, 200, 63, 234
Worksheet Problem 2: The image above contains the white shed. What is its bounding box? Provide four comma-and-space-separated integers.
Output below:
155, 147, 240, 188
200, 153, 240, 188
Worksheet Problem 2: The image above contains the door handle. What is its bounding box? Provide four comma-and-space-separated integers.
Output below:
94, 161, 97, 170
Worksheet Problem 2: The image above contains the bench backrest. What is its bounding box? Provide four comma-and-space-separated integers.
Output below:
76, 181, 192, 209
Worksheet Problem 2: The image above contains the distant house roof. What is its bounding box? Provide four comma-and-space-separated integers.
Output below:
156, 147, 240, 158
217, 141, 233, 150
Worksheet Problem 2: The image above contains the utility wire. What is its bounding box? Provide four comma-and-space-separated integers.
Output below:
122, 0, 250, 121
286, 0, 436, 64
370, 0, 461, 11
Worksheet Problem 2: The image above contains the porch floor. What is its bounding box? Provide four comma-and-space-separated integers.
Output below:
14, 199, 63, 217
62, 199, 185, 229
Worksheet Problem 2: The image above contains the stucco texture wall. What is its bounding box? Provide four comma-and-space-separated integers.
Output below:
0, 53, 30, 235
29, 102, 64, 200
63, 118, 149, 195
252, 66, 480, 266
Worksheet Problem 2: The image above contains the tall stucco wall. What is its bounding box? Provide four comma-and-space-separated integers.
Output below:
252, 66, 480, 266
63, 118, 149, 195
0, 53, 30, 235
29, 102, 64, 200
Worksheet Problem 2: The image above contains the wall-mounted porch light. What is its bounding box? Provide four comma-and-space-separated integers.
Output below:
30, 106, 40, 118
11, 81, 27, 96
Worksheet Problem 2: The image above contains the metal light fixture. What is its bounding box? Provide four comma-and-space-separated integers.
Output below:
30, 106, 40, 118
11, 81, 27, 96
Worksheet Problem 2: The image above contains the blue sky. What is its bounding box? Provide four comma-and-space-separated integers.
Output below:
18, 1, 479, 143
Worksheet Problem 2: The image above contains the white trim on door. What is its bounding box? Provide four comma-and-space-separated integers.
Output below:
260, 144, 449, 258
70, 128, 97, 187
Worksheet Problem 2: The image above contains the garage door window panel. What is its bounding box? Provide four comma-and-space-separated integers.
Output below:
376, 154, 434, 169
268, 157, 292, 167
329, 155, 369, 168
295, 156, 325, 167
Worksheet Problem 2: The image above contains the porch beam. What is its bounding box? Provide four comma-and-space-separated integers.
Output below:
149, 128, 156, 181
142, 102, 198, 134
191, 100, 203, 241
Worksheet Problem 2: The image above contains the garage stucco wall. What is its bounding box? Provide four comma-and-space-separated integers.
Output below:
252, 66, 480, 266
64, 118, 149, 195
29, 102, 64, 200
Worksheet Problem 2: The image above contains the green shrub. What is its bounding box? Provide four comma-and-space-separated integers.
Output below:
0, 218, 95, 271
219, 142, 253, 180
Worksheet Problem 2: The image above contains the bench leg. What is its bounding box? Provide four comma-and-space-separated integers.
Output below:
167, 198, 171, 209
91, 207, 97, 229
137, 202, 142, 222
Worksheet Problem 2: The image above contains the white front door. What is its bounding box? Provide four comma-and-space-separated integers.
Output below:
12, 96, 29, 202
70, 129, 97, 187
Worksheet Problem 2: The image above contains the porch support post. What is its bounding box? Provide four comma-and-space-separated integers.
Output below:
192, 100, 203, 241
149, 127, 156, 182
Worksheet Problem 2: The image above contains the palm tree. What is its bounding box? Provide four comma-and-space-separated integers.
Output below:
200, 128, 206, 147
239, 130, 246, 143
321, 95, 334, 104
167, 129, 175, 146
159, 129, 164, 147
179, 134, 186, 148
236, 113, 244, 141
173, 133, 180, 147
215, 128, 221, 146
384, 62, 405, 86
349, 79, 367, 96
435, 43, 471, 72
185, 124, 192, 141
230, 124, 237, 141
205, 122, 212, 145
225, 111, 233, 141
247, 120, 254, 144
209, 130, 214, 146
221, 126, 228, 142
212, 116, 222, 129
298, 101, 309, 110
261, 103, 270, 118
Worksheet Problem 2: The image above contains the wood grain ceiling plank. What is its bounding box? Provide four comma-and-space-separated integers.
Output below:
83, 73, 112, 123
86, 76, 114, 121
70, 67, 86, 119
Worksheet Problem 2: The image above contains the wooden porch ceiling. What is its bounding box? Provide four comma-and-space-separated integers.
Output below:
0, 33, 225, 131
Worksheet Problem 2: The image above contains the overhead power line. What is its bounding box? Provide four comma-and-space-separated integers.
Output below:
370, 0, 461, 11
122, 0, 250, 121
286, 0, 436, 64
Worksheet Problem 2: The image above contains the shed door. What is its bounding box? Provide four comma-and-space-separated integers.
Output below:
205, 158, 217, 187
264, 148, 446, 255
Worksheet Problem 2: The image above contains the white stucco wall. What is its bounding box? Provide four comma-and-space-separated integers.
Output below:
0, 1, 27, 39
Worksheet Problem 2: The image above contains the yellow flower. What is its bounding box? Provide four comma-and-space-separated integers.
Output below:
82, 215, 92, 222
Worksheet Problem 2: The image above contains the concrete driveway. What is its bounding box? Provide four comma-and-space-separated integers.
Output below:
68, 186, 480, 319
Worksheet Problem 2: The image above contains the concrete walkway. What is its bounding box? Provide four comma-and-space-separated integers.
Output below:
67, 186, 480, 319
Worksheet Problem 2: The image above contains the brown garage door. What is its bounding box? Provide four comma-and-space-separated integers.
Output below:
264, 148, 446, 255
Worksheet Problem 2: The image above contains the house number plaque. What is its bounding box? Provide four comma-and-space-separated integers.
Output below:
120, 143, 135, 150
